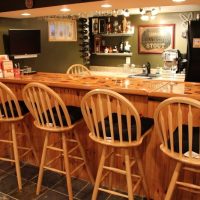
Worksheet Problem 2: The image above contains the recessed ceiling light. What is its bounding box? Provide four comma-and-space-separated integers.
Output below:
60, 8, 71, 12
101, 3, 112, 8
21, 13, 31, 16
172, 0, 186, 2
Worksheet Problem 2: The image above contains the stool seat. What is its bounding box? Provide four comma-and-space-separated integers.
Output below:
0, 100, 29, 118
98, 113, 154, 141
42, 106, 83, 126
168, 125, 200, 154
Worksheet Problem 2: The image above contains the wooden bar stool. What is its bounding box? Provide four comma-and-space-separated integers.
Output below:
0, 82, 39, 191
154, 97, 200, 200
66, 64, 91, 75
81, 89, 154, 200
22, 82, 94, 200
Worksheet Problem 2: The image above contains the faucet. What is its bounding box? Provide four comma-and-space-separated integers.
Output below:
146, 62, 151, 75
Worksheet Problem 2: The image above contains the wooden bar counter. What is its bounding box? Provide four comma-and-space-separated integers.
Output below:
0, 72, 200, 200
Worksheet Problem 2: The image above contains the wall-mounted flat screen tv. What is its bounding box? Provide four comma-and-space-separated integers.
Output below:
8, 29, 41, 55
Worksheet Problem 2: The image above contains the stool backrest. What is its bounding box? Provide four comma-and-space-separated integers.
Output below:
66, 64, 91, 75
81, 89, 142, 146
22, 82, 72, 130
0, 82, 22, 121
154, 97, 200, 165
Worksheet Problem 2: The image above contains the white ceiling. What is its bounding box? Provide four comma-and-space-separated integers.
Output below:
0, 0, 199, 18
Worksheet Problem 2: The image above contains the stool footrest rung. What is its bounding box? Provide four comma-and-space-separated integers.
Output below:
44, 166, 66, 175
0, 157, 15, 162
99, 187, 128, 198
46, 146, 63, 152
68, 145, 79, 154
19, 149, 32, 158
183, 167, 200, 174
68, 155, 84, 161
103, 165, 126, 175
176, 181, 200, 192
71, 162, 85, 175
0, 139, 13, 144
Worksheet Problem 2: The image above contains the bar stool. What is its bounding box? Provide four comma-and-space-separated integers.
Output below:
81, 89, 154, 200
22, 82, 94, 200
66, 64, 91, 75
154, 97, 200, 200
0, 82, 39, 190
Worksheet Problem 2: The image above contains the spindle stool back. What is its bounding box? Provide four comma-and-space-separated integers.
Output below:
81, 89, 154, 200
154, 96, 200, 199
22, 82, 94, 200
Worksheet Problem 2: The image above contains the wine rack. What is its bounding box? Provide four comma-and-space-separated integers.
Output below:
78, 18, 90, 66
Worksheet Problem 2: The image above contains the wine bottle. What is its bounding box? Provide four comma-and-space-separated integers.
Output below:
81, 24, 89, 29
80, 35, 89, 40
79, 18, 87, 23
80, 47, 89, 52
79, 29, 88, 34
79, 42, 89, 46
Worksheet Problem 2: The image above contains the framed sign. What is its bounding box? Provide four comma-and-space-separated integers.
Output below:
48, 19, 77, 42
138, 24, 175, 54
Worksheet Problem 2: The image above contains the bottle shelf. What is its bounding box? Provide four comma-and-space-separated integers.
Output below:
100, 33, 134, 37
92, 52, 132, 56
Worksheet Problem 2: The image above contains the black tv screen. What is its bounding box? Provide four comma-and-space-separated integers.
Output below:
8, 29, 41, 55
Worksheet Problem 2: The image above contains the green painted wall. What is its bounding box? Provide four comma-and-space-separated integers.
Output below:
0, 11, 197, 72
0, 18, 83, 73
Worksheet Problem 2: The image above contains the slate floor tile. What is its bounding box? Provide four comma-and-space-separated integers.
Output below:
75, 183, 110, 200
52, 177, 88, 196
36, 190, 70, 200
0, 192, 17, 200
11, 164, 39, 181
9, 181, 47, 200
0, 174, 27, 194
31, 170, 63, 189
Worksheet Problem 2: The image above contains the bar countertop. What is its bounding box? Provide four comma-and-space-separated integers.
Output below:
0, 72, 200, 100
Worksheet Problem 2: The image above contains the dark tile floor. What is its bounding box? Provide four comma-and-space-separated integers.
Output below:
0, 161, 146, 200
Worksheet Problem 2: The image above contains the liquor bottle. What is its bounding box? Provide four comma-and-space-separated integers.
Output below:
119, 41, 124, 53
79, 18, 87, 23
106, 17, 112, 33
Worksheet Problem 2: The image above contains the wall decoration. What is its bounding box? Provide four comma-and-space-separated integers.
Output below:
138, 24, 175, 54
48, 19, 77, 42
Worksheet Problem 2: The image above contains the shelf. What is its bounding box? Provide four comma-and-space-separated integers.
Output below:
99, 33, 134, 37
93, 52, 132, 56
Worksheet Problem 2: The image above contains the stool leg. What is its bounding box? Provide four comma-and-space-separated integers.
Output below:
108, 147, 114, 190
11, 123, 22, 191
134, 148, 150, 200
9, 125, 14, 166
22, 122, 39, 165
165, 162, 182, 200
74, 130, 94, 184
92, 146, 107, 200
62, 132, 73, 200
125, 149, 133, 200
36, 132, 49, 195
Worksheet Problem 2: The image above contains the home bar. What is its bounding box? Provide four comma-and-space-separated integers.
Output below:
0, 1, 200, 200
